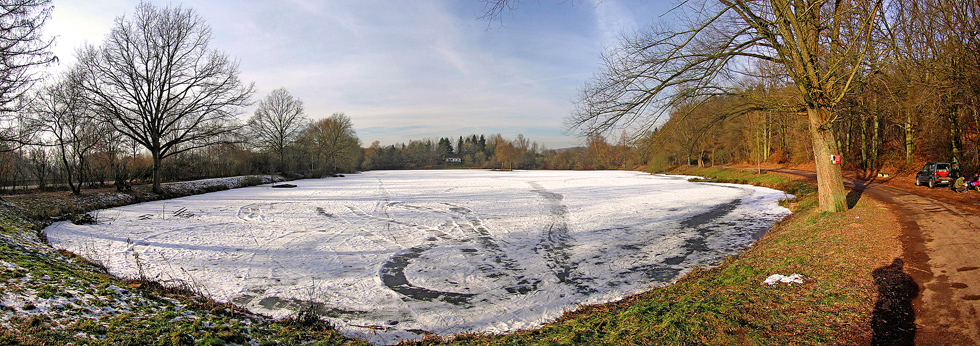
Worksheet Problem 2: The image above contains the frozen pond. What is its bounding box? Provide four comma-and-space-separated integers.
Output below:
45, 170, 791, 344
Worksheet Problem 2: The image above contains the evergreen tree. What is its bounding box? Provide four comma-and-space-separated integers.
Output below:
437, 137, 453, 155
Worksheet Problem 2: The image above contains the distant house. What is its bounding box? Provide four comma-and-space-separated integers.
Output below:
445, 154, 462, 164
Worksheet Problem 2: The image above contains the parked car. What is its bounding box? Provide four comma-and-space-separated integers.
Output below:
915, 162, 956, 188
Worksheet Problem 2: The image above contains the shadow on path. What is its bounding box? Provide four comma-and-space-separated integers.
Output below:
871, 258, 918, 346
847, 179, 871, 209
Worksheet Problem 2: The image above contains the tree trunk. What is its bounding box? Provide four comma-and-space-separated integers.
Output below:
860, 115, 867, 169
973, 107, 980, 170
762, 112, 771, 161
59, 149, 80, 195
278, 149, 285, 175
808, 106, 848, 212
905, 110, 915, 165
152, 152, 163, 194
871, 111, 879, 170
78, 157, 87, 191
948, 106, 963, 166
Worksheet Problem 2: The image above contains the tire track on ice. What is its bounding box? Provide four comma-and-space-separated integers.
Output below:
361, 179, 539, 304
444, 204, 539, 294
529, 182, 594, 294
347, 203, 476, 305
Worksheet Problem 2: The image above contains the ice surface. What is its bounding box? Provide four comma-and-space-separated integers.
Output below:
45, 170, 791, 344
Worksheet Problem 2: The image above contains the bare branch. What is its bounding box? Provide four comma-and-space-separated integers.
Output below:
77, 3, 254, 193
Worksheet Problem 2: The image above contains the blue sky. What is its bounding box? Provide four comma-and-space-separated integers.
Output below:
45, 1, 674, 148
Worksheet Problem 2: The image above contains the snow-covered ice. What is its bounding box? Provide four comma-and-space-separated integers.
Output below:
44, 170, 791, 344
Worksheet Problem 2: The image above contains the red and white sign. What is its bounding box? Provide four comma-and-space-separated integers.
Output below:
830, 155, 841, 165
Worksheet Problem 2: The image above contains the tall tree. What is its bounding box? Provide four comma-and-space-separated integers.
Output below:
77, 2, 254, 193
32, 69, 103, 195
0, 0, 55, 150
0, 0, 54, 112
561, 0, 883, 212
299, 113, 361, 175
437, 137, 453, 156
890, 0, 980, 169
248, 88, 307, 173
25, 145, 50, 190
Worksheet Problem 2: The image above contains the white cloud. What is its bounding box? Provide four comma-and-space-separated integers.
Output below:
43, 1, 667, 149
589, 0, 639, 46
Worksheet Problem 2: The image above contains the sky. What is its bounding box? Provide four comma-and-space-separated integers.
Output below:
44, 1, 675, 149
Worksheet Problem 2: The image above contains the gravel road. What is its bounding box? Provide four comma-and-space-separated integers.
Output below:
770, 168, 980, 345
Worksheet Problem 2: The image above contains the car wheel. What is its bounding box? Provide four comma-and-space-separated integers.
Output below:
915, 178, 921, 186
928, 179, 935, 189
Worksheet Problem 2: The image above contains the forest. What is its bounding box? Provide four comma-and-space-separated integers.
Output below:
635, 0, 980, 176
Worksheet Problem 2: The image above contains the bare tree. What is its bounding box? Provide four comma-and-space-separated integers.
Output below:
0, 97, 35, 154
556, 0, 883, 212
33, 68, 106, 195
25, 145, 50, 190
0, 0, 55, 161
249, 88, 307, 174
77, 2, 254, 193
888, 0, 980, 169
299, 113, 361, 175
0, 0, 55, 113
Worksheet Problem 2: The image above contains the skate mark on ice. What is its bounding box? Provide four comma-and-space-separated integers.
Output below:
529, 182, 594, 294
232, 294, 370, 319
373, 201, 540, 300
380, 244, 476, 305
444, 203, 539, 294
238, 203, 277, 223
364, 182, 541, 301
626, 198, 745, 282
345, 206, 452, 240
316, 207, 335, 218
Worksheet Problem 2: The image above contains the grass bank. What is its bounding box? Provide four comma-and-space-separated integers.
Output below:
410, 167, 900, 345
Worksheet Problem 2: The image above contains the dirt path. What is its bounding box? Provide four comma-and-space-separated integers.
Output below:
768, 168, 980, 345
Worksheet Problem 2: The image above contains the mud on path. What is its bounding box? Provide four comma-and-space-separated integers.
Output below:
769, 168, 980, 345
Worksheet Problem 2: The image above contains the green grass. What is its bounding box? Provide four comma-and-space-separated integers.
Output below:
404, 167, 895, 345
675, 166, 816, 197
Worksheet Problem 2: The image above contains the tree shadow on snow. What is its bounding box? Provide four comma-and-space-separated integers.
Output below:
871, 257, 918, 346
